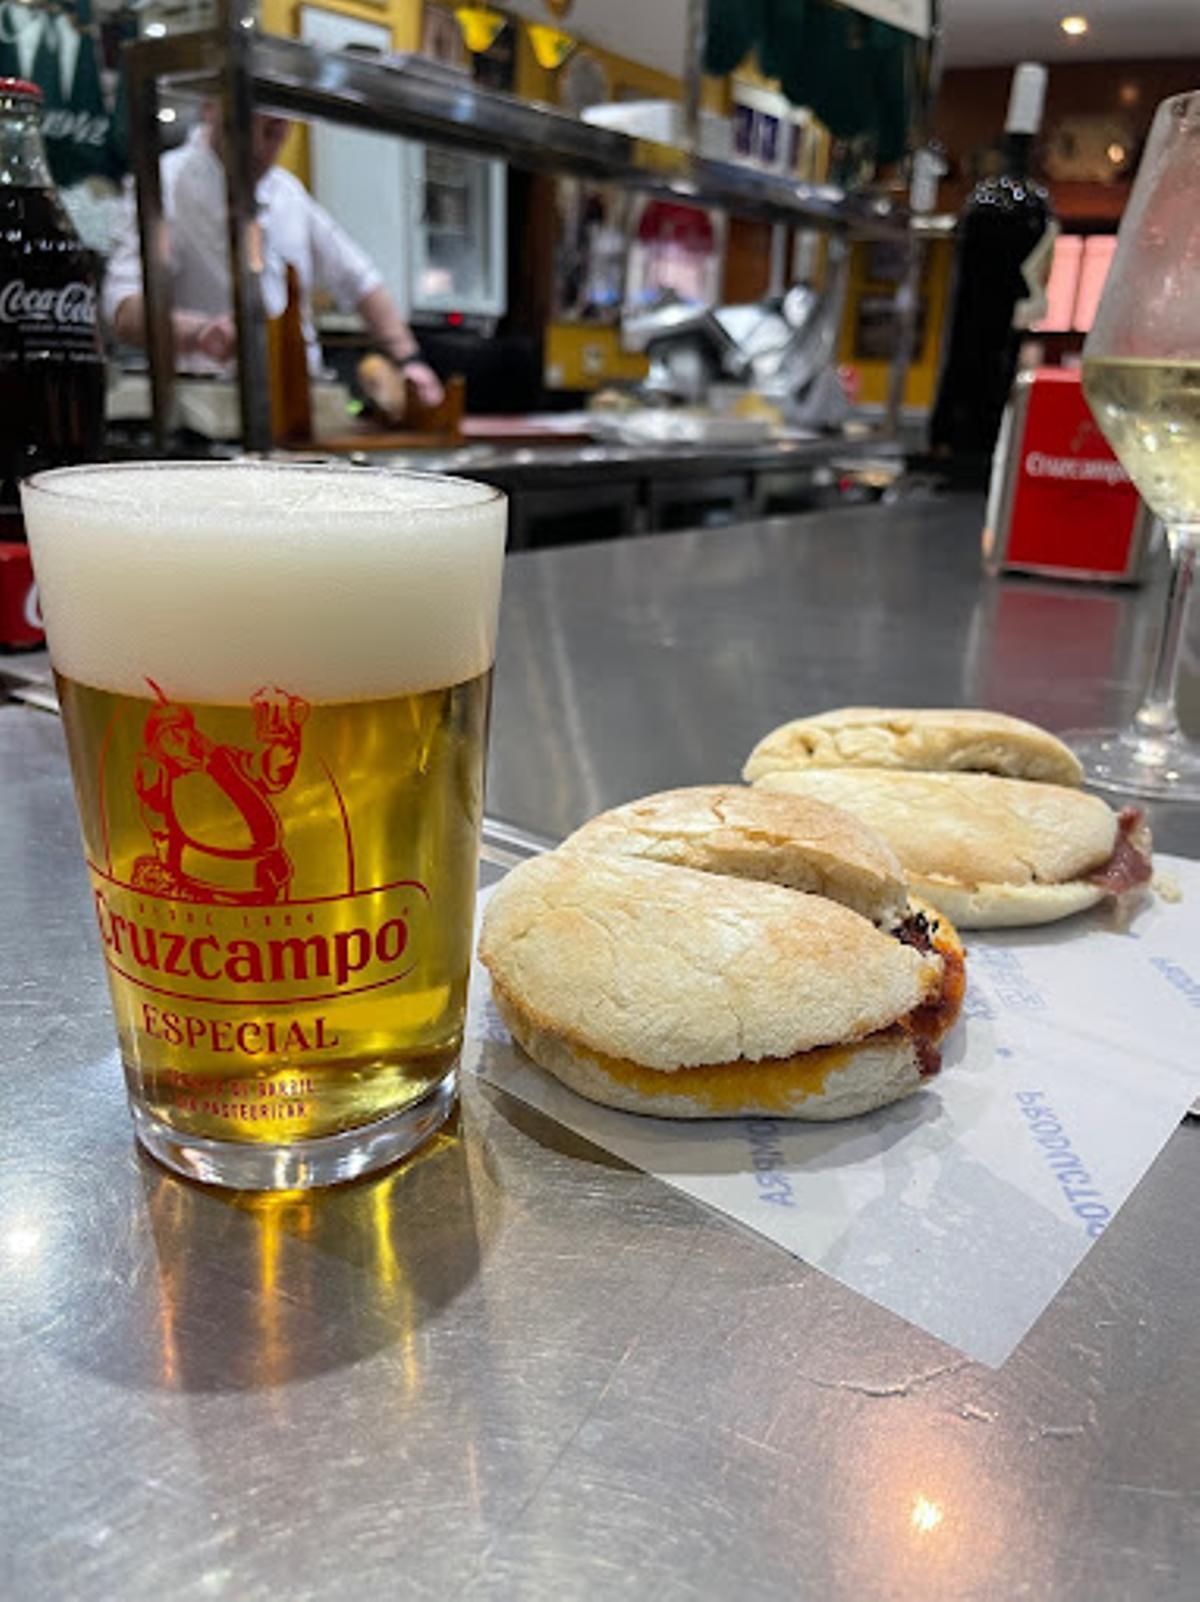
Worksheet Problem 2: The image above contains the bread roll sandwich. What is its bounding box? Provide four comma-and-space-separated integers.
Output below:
744, 707, 1084, 787
753, 768, 1152, 928
559, 783, 908, 924
478, 786, 965, 1121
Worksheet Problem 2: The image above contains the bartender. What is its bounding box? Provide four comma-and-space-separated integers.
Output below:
104, 106, 443, 406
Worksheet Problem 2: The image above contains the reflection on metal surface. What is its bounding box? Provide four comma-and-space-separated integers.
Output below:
489, 501, 1200, 854
137, 1111, 485, 1393
910, 1494, 945, 1534
3, 1223, 42, 1261
828, 1411, 1033, 1596
5, 508, 1200, 1599
963, 569, 1160, 734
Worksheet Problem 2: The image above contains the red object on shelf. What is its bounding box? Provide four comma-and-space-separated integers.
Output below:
0, 541, 43, 649
984, 367, 1153, 582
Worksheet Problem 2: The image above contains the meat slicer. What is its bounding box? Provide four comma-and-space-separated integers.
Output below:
620, 238, 851, 428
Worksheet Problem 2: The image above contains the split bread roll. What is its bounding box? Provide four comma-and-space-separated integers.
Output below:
560, 784, 907, 926
754, 768, 1153, 928
479, 789, 967, 1121
744, 706, 1084, 787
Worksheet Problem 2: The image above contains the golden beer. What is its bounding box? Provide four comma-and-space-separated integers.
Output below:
24, 462, 506, 1187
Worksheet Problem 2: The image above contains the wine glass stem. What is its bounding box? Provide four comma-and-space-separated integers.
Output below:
1134, 526, 1195, 741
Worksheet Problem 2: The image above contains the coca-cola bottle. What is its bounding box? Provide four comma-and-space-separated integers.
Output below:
0, 79, 104, 525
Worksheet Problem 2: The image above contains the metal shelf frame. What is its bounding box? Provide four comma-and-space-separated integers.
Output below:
123, 0, 924, 455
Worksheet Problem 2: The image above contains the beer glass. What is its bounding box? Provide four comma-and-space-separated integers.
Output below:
23, 461, 506, 1188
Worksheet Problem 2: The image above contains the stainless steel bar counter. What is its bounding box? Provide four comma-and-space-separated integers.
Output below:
4, 494, 1200, 1601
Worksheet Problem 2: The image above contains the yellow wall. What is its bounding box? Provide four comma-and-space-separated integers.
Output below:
544, 324, 648, 389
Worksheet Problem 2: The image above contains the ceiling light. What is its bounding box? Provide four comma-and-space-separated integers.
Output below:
144, 20, 166, 36
157, 106, 177, 124
1059, 15, 1089, 36
1107, 142, 1126, 165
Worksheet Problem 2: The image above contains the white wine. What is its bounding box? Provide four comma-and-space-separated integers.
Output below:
1082, 356, 1200, 527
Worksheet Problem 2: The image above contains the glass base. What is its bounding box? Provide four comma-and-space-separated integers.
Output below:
1065, 726, 1200, 803
130, 1069, 458, 1190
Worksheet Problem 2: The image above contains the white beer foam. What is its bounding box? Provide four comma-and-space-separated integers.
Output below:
23, 462, 506, 702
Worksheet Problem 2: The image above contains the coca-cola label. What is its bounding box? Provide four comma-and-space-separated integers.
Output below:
40, 109, 110, 151
0, 187, 105, 492
0, 278, 97, 328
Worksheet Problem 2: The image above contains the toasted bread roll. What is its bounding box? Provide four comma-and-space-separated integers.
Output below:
478, 850, 960, 1119
754, 768, 1150, 928
745, 707, 1084, 787
560, 784, 907, 926
491, 988, 931, 1120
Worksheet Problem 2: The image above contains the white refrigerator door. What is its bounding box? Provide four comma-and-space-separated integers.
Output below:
299, 7, 410, 317
406, 143, 507, 321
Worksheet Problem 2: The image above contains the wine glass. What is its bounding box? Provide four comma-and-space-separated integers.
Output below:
1069, 90, 1200, 800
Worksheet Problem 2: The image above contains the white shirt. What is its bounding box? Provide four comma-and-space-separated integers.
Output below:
104, 127, 382, 375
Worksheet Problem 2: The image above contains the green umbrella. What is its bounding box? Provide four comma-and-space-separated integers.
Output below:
106, 13, 136, 179
757, 0, 806, 84
704, 0, 768, 76
0, 7, 22, 83
709, 0, 917, 170
65, 0, 112, 183
868, 18, 913, 167
775, 3, 872, 144
30, 7, 65, 113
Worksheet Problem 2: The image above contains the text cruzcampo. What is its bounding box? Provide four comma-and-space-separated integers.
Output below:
93, 887, 408, 990
1016, 1090, 1111, 1237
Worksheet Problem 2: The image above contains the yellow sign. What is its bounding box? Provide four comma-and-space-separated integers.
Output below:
528, 22, 575, 70
454, 5, 505, 54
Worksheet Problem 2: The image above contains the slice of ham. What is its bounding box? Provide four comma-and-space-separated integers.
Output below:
912, 1034, 942, 1079
891, 917, 967, 1080
1086, 807, 1153, 894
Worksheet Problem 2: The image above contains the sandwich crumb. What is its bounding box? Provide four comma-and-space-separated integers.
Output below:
1153, 871, 1183, 905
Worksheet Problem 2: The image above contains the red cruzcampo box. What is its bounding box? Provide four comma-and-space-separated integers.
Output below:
0, 542, 44, 649
983, 367, 1153, 582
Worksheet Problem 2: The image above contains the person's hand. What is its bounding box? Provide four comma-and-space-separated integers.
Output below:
173, 311, 237, 365
402, 360, 444, 409
195, 316, 238, 365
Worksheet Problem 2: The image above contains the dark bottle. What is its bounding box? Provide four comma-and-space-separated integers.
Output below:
0, 78, 104, 525
929, 63, 1056, 482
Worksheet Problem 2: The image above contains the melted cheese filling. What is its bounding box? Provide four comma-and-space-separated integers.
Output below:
495, 913, 967, 1116
581, 1037, 867, 1112
567, 923, 966, 1114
